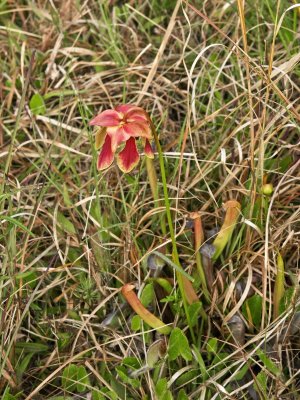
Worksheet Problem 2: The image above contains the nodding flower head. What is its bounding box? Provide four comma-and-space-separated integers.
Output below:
89, 104, 154, 173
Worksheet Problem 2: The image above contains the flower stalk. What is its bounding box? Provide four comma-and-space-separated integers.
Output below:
145, 157, 158, 202
145, 157, 167, 237
151, 125, 197, 338
273, 252, 285, 320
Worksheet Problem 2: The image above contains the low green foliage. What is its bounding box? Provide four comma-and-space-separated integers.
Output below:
155, 378, 173, 400
61, 364, 90, 393
168, 328, 192, 361
256, 348, 282, 378
242, 294, 263, 328
29, 93, 46, 115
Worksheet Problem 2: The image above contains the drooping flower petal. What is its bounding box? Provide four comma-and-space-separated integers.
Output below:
126, 108, 149, 122
115, 104, 138, 113
95, 127, 107, 150
106, 126, 130, 152
126, 115, 149, 123
89, 109, 121, 127
144, 139, 154, 159
97, 135, 114, 170
123, 122, 152, 139
117, 137, 140, 173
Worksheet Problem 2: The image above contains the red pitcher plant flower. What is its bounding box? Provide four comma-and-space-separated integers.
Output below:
89, 104, 154, 172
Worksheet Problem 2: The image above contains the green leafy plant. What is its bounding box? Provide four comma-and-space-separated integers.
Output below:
61, 364, 90, 394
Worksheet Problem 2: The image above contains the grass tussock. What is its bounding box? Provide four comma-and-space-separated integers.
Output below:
0, 0, 299, 399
